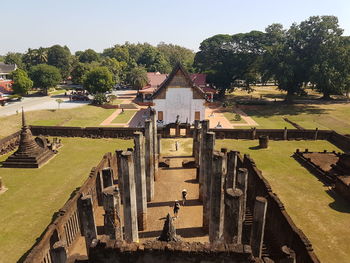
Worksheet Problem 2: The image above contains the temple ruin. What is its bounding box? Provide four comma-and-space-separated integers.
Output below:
19, 117, 324, 263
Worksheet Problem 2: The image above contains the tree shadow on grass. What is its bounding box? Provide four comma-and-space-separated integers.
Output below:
326, 189, 350, 213
242, 104, 329, 117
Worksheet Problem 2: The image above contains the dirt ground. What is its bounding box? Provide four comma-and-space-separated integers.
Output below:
303, 152, 339, 172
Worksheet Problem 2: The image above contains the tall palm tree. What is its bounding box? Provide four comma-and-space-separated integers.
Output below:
36, 47, 48, 64
129, 66, 148, 91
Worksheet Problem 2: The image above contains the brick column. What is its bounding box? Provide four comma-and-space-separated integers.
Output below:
120, 151, 139, 242
192, 120, 200, 157
116, 150, 124, 200
224, 188, 243, 244
157, 134, 162, 158
102, 186, 123, 240
78, 195, 97, 255
226, 151, 239, 190
236, 168, 248, 222
150, 108, 159, 181
133, 132, 147, 231
50, 241, 67, 263
250, 196, 268, 258
144, 119, 154, 202
199, 120, 209, 200
283, 127, 288, 140
209, 151, 226, 243
202, 132, 215, 230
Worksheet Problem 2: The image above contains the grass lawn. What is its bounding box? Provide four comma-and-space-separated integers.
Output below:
110, 99, 124, 105
111, 110, 138, 123
234, 103, 350, 133
215, 139, 350, 263
161, 138, 350, 263
222, 112, 247, 124
0, 137, 133, 263
0, 105, 116, 138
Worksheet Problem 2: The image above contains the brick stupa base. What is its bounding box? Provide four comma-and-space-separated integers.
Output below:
2, 109, 56, 168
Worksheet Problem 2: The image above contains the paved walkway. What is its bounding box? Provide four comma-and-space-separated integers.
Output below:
205, 106, 258, 128
139, 156, 207, 243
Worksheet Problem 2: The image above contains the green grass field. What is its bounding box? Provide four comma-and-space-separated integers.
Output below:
221, 103, 350, 133
0, 137, 133, 263
161, 138, 350, 263
111, 110, 138, 123
0, 105, 116, 138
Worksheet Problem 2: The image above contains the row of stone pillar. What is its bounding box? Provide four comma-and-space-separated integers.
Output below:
194, 126, 269, 259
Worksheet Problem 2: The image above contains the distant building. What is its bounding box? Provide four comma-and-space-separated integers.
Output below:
0, 62, 17, 80
152, 63, 209, 125
138, 70, 217, 102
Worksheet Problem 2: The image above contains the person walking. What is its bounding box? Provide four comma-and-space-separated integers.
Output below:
182, 189, 187, 206
173, 200, 180, 217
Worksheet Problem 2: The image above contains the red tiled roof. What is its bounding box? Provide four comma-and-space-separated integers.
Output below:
143, 72, 167, 90
190, 73, 207, 87
0, 80, 13, 94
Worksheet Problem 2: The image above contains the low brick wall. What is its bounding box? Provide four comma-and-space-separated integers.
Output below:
335, 177, 350, 202
23, 152, 117, 263
89, 238, 257, 263
328, 132, 350, 152
30, 125, 142, 139
242, 154, 320, 263
0, 131, 20, 155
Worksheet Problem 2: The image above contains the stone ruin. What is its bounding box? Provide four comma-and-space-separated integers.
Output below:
2, 109, 61, 168
22, 117, 320, 263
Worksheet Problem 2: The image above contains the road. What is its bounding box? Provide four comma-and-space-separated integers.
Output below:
0, 95, 89, 117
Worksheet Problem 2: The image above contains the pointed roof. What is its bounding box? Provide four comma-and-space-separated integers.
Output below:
151, 63, 207, 100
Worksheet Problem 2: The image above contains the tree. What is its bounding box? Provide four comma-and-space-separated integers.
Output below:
194, 32, 266, 97
83, 67, 115, 94
127, 66, 148, 90
71, 62, 92, 85
298, 16, 345, 99
78, 49, 100, 63
11, 69, 33, 95
101, 57, 127, 83
47, 45, 71, 79
4, 52, 24, 69
137, 45, 171, 73
157, 42, 195, 71
30, 64, 62, 95
56, 98, 63, 110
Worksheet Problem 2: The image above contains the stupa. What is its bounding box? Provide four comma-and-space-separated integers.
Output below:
2, 109, 56, 168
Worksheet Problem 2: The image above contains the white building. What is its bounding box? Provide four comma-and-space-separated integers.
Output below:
152, 64, 208, 125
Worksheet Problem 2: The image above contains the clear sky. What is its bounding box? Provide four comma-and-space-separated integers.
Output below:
1, 0, 349, 55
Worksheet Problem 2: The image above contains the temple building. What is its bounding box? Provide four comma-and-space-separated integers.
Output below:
151, 63, 209, 125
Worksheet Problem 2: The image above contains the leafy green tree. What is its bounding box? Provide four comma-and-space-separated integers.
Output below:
298, 16, 345, 99
30, 64, 62, 95
4, 52, 24, 69
78, 49, 100, 63
11, 69, 33, 95
47, 45, 71, 79
101, 57, 127, 83
157, 42, 195, 72
195, 32, 266, 97
83, 67, 115, 94
127, 66, 148, 90
137, 45, 171, 73
102, 45, 130, 62
71, 62, 92, 85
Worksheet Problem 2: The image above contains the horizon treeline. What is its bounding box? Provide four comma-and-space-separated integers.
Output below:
2, 15, 350, 100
